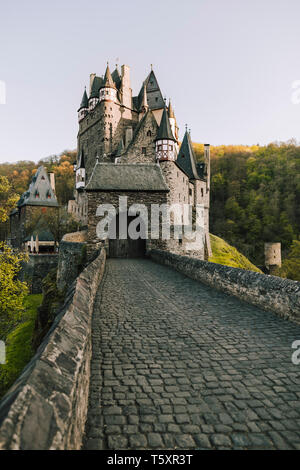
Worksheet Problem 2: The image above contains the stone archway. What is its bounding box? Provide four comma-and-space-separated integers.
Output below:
109, 213, 146, 258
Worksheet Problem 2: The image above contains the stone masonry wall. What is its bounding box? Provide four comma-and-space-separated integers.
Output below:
86, 191, 169, 259
149, 249, 300, 323
19, 254, 59, 294
0, 249, 106, 450
56, 232, 87, 291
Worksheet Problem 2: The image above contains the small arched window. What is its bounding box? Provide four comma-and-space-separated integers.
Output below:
147, 130, 152, 137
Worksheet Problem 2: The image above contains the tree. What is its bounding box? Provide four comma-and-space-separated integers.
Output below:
25, 207, 79, 247
0, 176, 19, 224
0, 243, 28, 337
276, 240, 300, 282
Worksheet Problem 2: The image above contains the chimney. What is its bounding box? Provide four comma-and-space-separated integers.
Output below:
121, 65, 132, 109
49, 173, 55, 194
204, 144, 210, 191
89, 73, 96, 94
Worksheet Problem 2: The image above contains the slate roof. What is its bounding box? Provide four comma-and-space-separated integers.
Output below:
156, 106, 176, 141
112, 67, 121, 89
90, 76, 103, 98
176, 131, 200, 180
85, 163, 169, 192
79, 88, 88, 110
135, 70, 165, 111
24, 230, 55, 242
16, 166, 59, 208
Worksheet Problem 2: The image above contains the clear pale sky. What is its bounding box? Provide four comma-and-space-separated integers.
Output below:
0, 0, 300, 163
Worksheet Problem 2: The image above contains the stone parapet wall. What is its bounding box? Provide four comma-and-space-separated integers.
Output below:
0, 249, 106, 450
149, 249, 300, 323
56, 232, 87, 291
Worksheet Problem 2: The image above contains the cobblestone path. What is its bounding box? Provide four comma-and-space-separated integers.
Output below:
83, 259, 300, 450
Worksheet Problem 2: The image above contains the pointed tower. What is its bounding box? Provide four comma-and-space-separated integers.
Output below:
99, 63, 117, 103
76, 150, 86, 190
89, 77, 101, 110
78, 88, 89, 122
176, 129, 199, 180
155, 105, 177, 161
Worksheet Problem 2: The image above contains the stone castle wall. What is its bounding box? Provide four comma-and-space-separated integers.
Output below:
0, 249, 106, 450
149, 249, 300, 323
19, 254, 59, 294
56, 233, 87, 291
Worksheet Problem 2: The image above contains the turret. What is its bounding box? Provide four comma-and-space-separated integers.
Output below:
76, 150, 86, 190
155, 105, 177, 161
89, 77, 99, 111
99, 63, 117, 103
78, 88, 89, 122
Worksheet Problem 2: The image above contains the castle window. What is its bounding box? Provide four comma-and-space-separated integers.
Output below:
189, 188, 192, 196
147, 130, 152, 137
41, 176, 45, 180
142, 147, 146, 155
179, 238, 182, 245
201, 188, 204, 197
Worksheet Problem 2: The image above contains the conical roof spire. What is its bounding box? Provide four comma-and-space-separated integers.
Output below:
79, 88, 88, 109
176, 130, 199, 180
168, 99, 175, 119
155, 105, 176, 141
101, 63, 116, 89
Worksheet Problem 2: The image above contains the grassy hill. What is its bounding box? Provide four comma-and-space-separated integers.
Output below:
209, 234, 262, 273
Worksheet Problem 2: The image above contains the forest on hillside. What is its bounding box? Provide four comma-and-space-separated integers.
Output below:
193, 141, 300, 267
0, 141, 299, 271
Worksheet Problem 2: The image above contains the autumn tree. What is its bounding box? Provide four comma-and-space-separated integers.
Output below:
0, 243, 28, 337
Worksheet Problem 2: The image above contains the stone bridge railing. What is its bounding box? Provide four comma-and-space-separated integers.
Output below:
149, 250, 300, 323
0, 248, 106, 450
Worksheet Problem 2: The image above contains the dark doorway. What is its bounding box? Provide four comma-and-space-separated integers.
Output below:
109, 214, 146, 258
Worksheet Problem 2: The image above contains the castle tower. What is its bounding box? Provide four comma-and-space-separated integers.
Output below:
155, 106, 177, 161
89, 77, 100, 110
265, 242, 281, 275
99, 63, 117, 103
78, 88, 89, 122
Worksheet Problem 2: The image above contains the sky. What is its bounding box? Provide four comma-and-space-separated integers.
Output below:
0, 0, 300, 163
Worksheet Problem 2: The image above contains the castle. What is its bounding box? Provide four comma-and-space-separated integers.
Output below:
71, 63, 211, 260
10, 166, 59, 253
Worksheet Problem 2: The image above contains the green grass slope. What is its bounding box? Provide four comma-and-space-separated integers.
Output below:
0, 294, 42, 399
209, 234, 262, 273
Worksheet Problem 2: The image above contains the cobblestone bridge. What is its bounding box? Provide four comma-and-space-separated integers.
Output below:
83, 259, 300, 450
